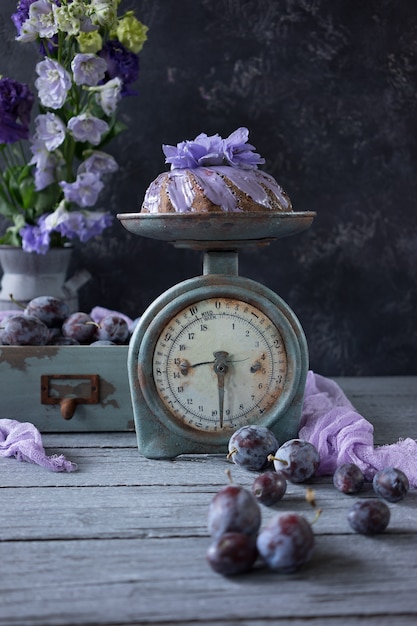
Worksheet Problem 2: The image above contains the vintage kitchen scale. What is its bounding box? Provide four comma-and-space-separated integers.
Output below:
117, 211, 315, 459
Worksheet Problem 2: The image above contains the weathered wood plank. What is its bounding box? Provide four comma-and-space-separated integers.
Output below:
1, 478, 416, 541
0, 534, 416, 626
0, 450, 240, 488
0, 376, 416, 626
334, 376, 417, 445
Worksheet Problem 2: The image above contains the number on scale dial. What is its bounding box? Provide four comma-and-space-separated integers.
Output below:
153, 297, 288, 432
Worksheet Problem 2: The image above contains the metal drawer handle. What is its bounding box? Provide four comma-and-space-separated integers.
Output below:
41, 374, 100, 420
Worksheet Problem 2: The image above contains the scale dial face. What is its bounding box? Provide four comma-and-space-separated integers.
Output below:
152, 297, 288, 434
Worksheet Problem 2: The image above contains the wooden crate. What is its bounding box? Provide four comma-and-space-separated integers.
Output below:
0, 345, 134, 432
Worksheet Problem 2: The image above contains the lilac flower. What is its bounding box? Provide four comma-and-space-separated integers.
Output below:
68, 114, 109, 145
163, 128, 265, 170
20, 203, 113, 253
78, 150, 119, 176
33, 112, 66, 151
31, 0, 58, 36
90, 77, 122, 115
20, 219, 51, 254
98, 40, 139, 95
16, 0, 58, 42
33, 156, 57, 190
41, 202, 113, 243
55, 209, 113, 243
35, 57, 71, 109
71, 53, 108, 86
0, 77, 34, 144
60, 172, 104, 207
30, 140, 63, 190
2, 0, 147, 254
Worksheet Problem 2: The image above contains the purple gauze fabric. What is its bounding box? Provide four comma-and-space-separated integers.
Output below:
0, 419, 77, 472
299, 371, 417, 487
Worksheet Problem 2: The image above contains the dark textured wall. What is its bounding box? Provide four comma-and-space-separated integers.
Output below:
1, 0, 417, 376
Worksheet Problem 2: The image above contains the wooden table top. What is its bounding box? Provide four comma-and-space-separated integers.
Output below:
1, 376, 416, 626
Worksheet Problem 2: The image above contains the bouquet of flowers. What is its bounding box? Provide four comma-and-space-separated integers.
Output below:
0, 0, 148, 254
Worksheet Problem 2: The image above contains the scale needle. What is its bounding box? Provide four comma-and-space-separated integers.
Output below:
213, 351, 229, 429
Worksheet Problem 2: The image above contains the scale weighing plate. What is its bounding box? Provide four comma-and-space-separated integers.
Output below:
117, 211, 314, 248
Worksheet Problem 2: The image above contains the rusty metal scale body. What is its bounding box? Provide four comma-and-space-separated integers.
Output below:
117, 211, 315, 459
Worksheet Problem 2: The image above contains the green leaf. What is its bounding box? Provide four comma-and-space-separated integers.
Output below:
100, 119, 127, 147
0, 189, 22, 220
3, 164, 34, 208
33, 183, 61, 217
0, 225, 23, 247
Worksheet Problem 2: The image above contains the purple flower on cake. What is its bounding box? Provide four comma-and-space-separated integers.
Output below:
223, 127, 265, 169
0, 1, 147, 253
163, 127, 265, 170
163, 132, 224, 169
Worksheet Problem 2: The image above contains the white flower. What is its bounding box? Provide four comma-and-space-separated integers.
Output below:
42, 200, 72, 230
90, 77, 122, 116
53, 4, 82, 36
15, 20, 38, 43
89, 0, 118, 28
